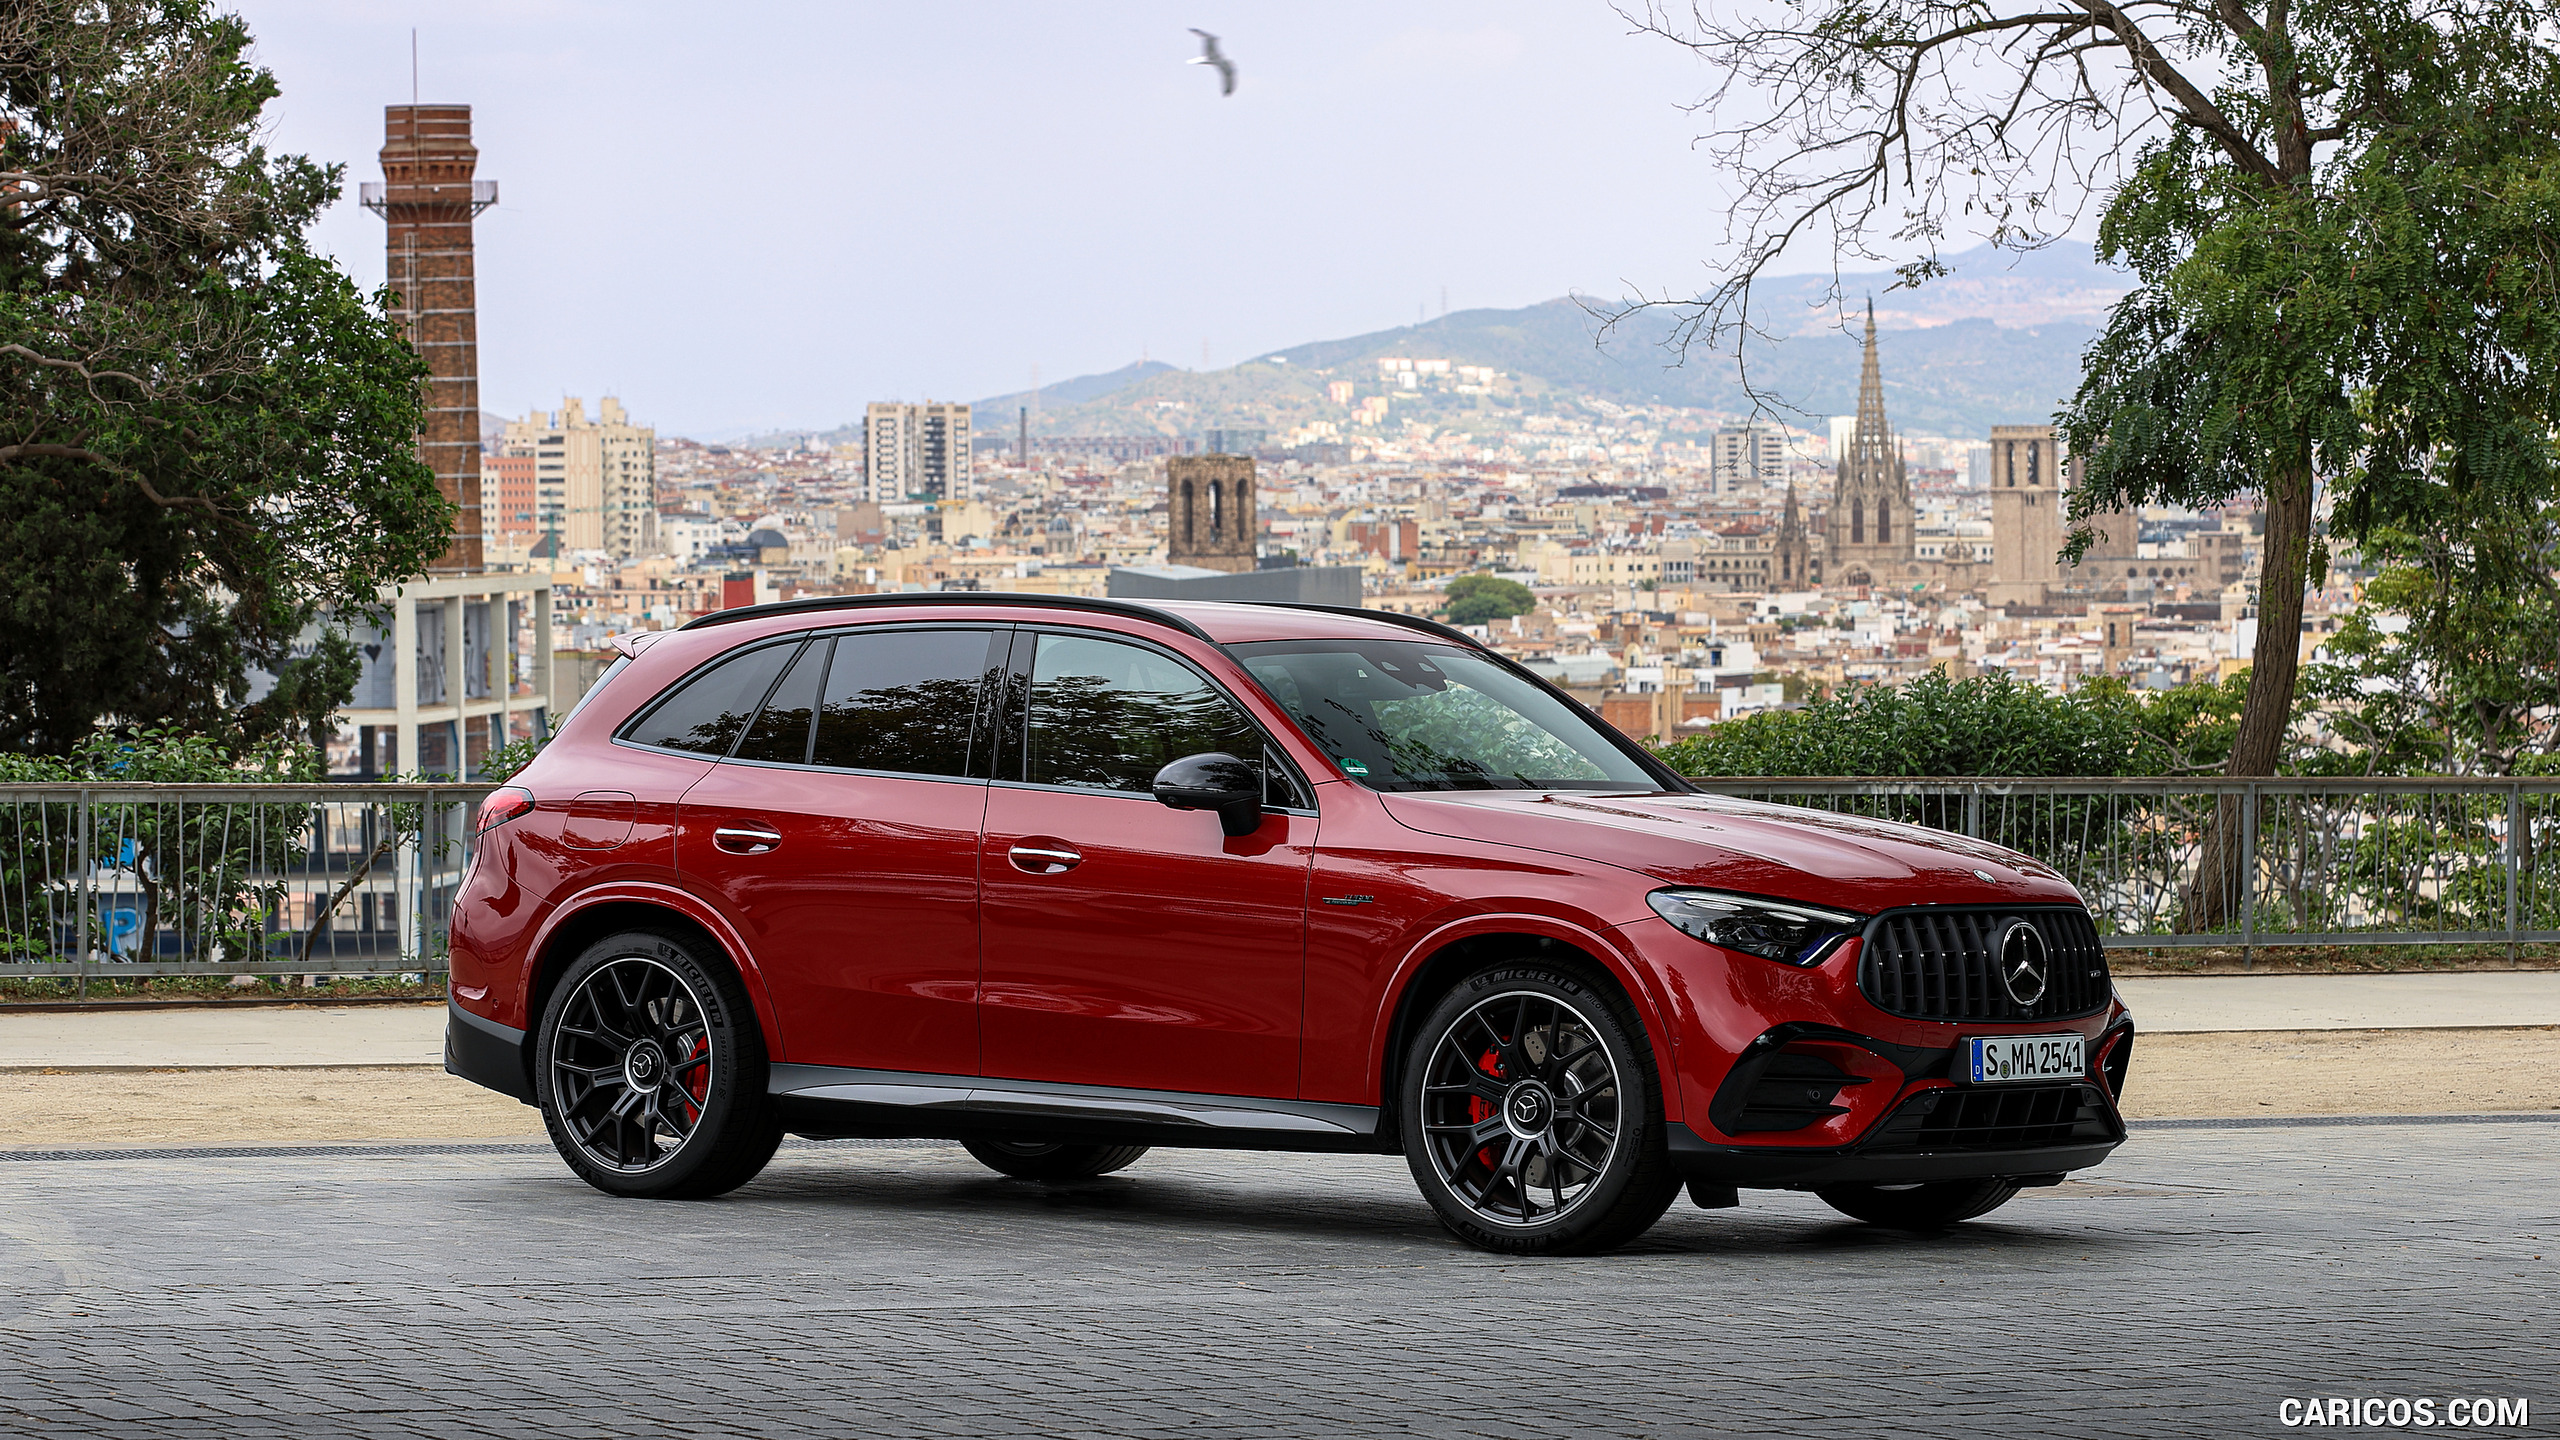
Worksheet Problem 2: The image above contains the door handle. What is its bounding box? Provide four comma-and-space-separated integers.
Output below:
1007, 843, 1082, 875
713, 825, 783, 855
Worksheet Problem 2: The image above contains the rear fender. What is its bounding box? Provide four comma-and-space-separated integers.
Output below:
517, 881, 785, 1056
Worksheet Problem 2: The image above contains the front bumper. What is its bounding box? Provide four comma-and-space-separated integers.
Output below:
445, 997, 536, 1104
1667, 1078, 2124, 1187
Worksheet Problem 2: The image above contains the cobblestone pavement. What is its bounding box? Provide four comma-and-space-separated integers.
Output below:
2, 1119, 2552, 1439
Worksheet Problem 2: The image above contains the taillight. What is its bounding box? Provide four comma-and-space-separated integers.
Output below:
477, 786, 536, 835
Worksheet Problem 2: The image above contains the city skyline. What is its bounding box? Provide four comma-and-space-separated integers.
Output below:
230, 1, 2092, 440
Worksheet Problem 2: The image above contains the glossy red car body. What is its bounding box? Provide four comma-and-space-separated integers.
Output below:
447, 595, 2132, 1191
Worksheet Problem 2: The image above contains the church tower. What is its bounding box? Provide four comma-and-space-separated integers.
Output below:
1774, 478, 1814, 588
1824, 301, 1915, 587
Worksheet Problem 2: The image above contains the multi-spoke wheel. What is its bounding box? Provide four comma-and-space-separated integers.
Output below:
1399, 963, 1680, 1255
533, 930, 783, 1199
962, 1137, 1150, 1182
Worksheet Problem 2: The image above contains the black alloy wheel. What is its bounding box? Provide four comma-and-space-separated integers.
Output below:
1815, 1178, 2022, 1231
534, 930, 784, 1199
1399, 962, 1681, 1255
962, 1137, 1151, 1182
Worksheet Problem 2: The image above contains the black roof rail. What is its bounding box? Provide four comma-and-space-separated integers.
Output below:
1246, 602, 1490, 651
675, 591, 1220, 645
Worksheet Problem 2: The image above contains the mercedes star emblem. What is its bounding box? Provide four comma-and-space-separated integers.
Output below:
1997, 919, 2050, 1007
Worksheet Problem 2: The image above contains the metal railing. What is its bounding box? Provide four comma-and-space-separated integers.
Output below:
0, 784, 492, 990
3, 777, 2549, 990
1681, 777, 2560, 955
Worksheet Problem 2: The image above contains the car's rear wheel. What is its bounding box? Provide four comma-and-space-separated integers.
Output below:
962, 1137, 1150, 1181
534, 929, 784, 1199
1815, 1178, 2021, 1230
1399, 962, 1681, 1255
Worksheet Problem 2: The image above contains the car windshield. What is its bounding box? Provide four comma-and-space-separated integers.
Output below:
1232, 638, 1658, 793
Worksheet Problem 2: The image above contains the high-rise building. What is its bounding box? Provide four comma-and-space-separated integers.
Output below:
484, 452, 537, 537
1712, 425, 1786, 495
1824, 302, 1915, 587
865, 401, 972, 502
1166, 454, 1256, 572
501, 396, 658, 561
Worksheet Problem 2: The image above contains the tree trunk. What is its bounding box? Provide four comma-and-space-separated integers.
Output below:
2179, 457, 2316, 931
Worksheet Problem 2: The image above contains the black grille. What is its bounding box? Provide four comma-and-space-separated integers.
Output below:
1865, 1084, 2120, 1153
1857, 906, 2110, 1023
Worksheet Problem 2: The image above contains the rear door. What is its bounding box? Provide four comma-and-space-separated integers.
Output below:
976, 629, 1315, 1099
674, 625, 1007, 1075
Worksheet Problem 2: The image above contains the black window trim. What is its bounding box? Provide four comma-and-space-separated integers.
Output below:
615, 623, 1011, 785
992, 622, 1318, 814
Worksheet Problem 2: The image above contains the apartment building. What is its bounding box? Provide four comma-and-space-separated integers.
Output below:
498, 396, 658, 561
1711, 425, 1786, 495
865, 400, 972, 503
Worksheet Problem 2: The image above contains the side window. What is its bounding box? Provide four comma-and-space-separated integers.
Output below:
621, 640, 799, 756
1022, 633, 1264, 794
809, 628, 995, 778
731, 638, 828, 764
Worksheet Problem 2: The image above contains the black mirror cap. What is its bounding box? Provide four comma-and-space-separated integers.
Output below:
1152, 751, 1264, 837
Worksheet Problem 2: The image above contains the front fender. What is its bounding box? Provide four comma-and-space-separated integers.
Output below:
1361, 910, 1685, 1122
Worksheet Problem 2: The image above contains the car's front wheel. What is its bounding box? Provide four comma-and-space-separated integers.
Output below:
1815, 1178, 2021, 1230
963, 1137, 1150, 1181
1398, 962, 1681, 1255
533, 929, 784, 1199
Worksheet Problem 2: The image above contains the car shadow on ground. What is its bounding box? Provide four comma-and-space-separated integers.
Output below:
489, 1144, 2162, 1264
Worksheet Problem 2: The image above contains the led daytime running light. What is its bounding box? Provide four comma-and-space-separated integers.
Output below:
1646, 888, 1866, 967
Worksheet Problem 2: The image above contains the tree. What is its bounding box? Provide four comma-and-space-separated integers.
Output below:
0, 0, 450, 756
2304, 497, 2560, 775
1622, 0, 2560, 923
1655, 668, 2243, 778
1443, 573, 1537, 626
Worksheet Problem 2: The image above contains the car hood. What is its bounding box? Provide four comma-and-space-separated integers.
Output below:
1379, 789, 2082, 914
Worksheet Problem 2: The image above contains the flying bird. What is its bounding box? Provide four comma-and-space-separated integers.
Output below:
1188, 29, 1236, 95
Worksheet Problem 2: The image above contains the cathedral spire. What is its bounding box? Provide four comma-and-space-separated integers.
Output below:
1853, 298, 1889, 462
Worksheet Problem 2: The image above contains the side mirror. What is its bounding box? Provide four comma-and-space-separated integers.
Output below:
1151, 751, 1264, 837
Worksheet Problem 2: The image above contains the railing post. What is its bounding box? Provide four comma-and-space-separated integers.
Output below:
1965, 787, 1983, 840
2509, 782, 2524, 964
2239, 781, 2258, 971
74, 787, 91, 1000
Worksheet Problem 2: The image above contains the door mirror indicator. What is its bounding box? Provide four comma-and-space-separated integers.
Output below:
1151, 752, 1265, 837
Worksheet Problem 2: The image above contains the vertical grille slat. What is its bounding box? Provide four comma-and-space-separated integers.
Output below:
1856, 906, 2112, 1023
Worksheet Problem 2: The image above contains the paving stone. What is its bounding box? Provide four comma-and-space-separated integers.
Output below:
0, 1125, 2553, 1437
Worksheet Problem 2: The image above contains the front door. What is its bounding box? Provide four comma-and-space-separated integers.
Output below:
978, 630, 1314, 1100
676, 626, 1007, 1076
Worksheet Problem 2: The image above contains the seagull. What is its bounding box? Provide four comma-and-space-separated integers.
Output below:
1188, 29, 1236, 95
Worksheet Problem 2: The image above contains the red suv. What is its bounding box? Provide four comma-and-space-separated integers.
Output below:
447, 595, 2132, 1254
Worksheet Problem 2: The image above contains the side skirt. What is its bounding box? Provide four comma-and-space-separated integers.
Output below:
768, 1063, 1391, 1155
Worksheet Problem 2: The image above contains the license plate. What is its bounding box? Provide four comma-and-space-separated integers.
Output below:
1964, 1034, 2086, 1084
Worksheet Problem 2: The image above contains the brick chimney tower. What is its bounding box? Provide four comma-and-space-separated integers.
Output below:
363, 104, 496, 572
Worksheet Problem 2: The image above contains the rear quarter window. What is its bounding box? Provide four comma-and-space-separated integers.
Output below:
620, 640, 801, 756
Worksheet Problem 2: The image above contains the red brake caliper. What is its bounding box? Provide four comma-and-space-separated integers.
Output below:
1469, 1046, 1503, 1169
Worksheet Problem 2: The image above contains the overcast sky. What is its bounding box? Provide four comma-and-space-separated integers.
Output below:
237, 2, 1878, 438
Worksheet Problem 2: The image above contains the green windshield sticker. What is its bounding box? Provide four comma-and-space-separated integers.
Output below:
1338, 757, 1371, 776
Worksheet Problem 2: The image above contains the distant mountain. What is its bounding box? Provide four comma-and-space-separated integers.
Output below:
976, 359, 1179, 416
722, 241, 2132, 447
993, 241, 2129, 442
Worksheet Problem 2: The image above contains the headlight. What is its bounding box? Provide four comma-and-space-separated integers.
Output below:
1645, 888, 1866, 967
